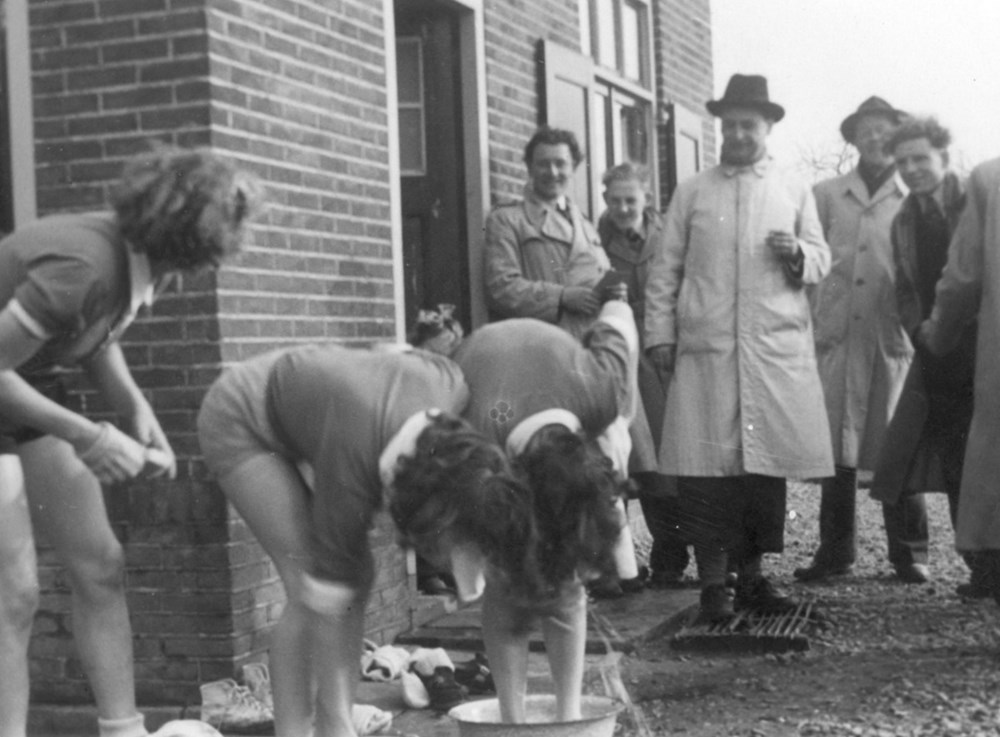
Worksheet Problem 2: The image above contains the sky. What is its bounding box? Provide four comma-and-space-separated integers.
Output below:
710, 0, 1000, 176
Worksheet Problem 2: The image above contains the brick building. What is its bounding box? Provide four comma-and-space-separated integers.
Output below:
2, 0, 714, 707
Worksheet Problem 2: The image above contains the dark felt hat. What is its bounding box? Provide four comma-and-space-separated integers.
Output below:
840, 96, 907, 142
706, 74, 785, 122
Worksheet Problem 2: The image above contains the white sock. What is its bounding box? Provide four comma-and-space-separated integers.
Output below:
98, 713, 147, 737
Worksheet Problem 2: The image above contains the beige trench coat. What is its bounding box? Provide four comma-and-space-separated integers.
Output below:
924, 157, 1000, 552
644, 159, 835, 479
811, 169, 913, 470
484, 184, 609, 340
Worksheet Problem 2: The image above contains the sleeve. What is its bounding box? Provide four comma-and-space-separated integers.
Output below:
891, 215, 922, 339
483, 207, 563, 322
642, 184, 690, 349
792, 184, 831, 286
13, 254, 97, 337
925, 166, 987, 355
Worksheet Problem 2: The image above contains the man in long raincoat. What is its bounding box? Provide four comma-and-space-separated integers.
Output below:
796, 97, 914, 583
645, 74, 834, 621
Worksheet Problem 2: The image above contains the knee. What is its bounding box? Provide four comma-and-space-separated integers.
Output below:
65, 539, 127, 596
0, 563, 40, 633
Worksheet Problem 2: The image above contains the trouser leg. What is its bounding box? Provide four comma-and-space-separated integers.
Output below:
881, 493, 929, 568
814, 465, 857, 568
636, 478, 689, 577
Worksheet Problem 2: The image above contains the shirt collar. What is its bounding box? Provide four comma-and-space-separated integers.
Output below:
720, 154, 772, 178
126, 247, 156, 317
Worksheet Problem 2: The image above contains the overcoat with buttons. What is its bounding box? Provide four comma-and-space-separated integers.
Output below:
644, 158, 834, 479
811, 169, 913, 470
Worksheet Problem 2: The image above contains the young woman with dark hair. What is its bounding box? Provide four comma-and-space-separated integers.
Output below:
0, 145, 262, 737
452, 300, 640, 723
196, 344, 533, 737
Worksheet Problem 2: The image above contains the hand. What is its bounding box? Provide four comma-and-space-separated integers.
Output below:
648, 344, 677, 383
916, 320, 937, 355
766, 230, 801, 262
74, 421, 148, 484
125, 403, 178, 479
560, 286, 601, 316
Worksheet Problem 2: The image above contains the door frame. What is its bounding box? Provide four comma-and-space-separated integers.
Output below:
384, 0, 490, 340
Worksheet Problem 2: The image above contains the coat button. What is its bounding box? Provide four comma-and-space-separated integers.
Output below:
855, 278, 865, 286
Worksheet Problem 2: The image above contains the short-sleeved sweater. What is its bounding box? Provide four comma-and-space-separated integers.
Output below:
453, 318, 630, 447
264, 344, 469, 584
0, 212, 131, 375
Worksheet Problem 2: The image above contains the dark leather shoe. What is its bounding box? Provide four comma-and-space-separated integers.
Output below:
956, 581, 994, 599
735, 576, 798, 613
895, 563, 931, 583
793, 563, 851, 582
696, 584, 734, 623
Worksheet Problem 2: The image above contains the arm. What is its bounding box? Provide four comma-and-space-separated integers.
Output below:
789, 185, 831, 286
483, 208, 564, 322
83, 342, 176, 478
0, 307, 147, 482
643, 189, 688, 379
923, 165, 988, 355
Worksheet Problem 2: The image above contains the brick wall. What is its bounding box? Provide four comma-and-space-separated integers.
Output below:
482, 0, 580, 203
26, 0, 408, 706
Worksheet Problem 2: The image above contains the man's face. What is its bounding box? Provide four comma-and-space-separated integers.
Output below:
528, 142, 575, 202
603, 178, 647, 232
719, 108, 771, 166
893, 137, 948, 195
853, 114, 897, 168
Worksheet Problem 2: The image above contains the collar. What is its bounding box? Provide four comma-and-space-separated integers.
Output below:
505, 408, 582, 457
378, 409, 440, 490
125, 247, 156, 318
522, 183, 576, 227
720, 155, 772, 178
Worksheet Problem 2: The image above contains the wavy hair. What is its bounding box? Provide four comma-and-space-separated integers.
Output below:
515, 424, 623, 597
523, 126, 585, 168
389, 413, 546, 602
886, 116, 952, 156
112, 144, 265, 271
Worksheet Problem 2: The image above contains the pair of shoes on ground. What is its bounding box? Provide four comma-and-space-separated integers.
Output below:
401, 647, 468, 712
793, 561, 852, 583
199, 669, 274, 735
894, 563, 931, 584
696, 576, 799, 624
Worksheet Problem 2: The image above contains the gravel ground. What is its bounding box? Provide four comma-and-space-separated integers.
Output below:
619, 481, 1000, 736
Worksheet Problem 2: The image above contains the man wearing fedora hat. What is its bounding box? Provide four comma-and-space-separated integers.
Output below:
645, 73, 834, 621
796, 96, 915, 584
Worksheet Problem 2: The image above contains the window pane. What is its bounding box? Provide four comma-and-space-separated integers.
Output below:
399, 108, 424, 173
621, 2, 641, 81
592, 90, 609, 177
396, 38, 422, 104
676, 132, 700, 183
620, 102, 649, 163
596, 0, 617, 69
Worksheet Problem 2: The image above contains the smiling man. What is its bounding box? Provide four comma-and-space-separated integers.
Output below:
483, 126, 610, 339
644, 74, 833, 622
871, 117, 979, 595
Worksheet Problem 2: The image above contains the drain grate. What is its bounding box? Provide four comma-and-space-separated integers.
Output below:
671, 601, 821, 654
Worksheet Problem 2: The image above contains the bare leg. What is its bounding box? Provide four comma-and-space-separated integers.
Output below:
480, 583, 531, 722
0, 455, 37, 737
540, 584, 586, 721
19, 437, 139, 723
310, 588, 368, 737
216, 455, 315, 737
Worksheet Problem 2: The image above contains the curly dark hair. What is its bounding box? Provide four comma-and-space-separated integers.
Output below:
389, 413, 547, 602
886, 116, 952, 156
112, 144, 265, 272
515, 424, 623, 597
523, 126, 585, 168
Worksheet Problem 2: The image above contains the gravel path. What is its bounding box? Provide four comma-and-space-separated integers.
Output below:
620, 482, 1000, 736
